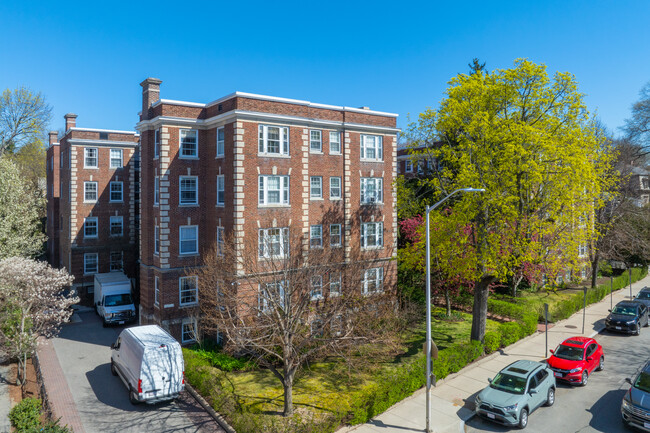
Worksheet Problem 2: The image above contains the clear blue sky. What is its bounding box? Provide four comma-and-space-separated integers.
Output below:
1, 0, 649, 137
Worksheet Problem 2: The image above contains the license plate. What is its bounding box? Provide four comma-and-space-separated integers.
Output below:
118, 321, 124, 324
554, 372, 562, 378
487, 413, 495, 419
616, 326, 622, 330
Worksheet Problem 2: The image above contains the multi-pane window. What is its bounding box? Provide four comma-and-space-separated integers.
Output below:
361, 222, 383, 248
362, 267, 384, 294
405, 160, 413, 172
154, 277, 160, 306
259, 281, 287, 313
216, 127, 225, 157
217, 175, 225, 206
330, 177, 341, 199
180, 176, 198, 205
311, 276, 323, 300
259, 175, 289, 205
154, 129, 160, 158
134, 181, 140, 203
360, 178, 383, 204
310, 130, 322, 152
154, 176, 159, 205
110, 149, 123, 168
330, 224, 342, 247
330, 272, 342, 296
110, 216, 123, 237
179, 276, 198, 306
310, 225, 322, 248
310, 176, 322, 199
84, 181, 98, 202
110, 182, 123, 202
330, 131, 341, 154
84, 217, 98, 238
179, 225, 198, 255
84, 148, 98, 168
360, 134, 383, 160
182, 318, 197, 343
258, 125, 289, 155
84, 253, 98, 274
258, 228, 289, 259
154, 225, 160, 255
180, 129, 198, 157
110, 251, 123, 271
578, 244, 587, 256
217, 227, 224, 256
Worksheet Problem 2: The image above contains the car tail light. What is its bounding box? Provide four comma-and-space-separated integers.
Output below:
137, 379, 142, 394
182, 371, 185, 384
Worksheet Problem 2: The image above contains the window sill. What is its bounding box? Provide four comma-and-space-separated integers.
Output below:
310, 150, 323, 154
331, 244, 342, 248
258, 204, 291, 208
330, 197, 342, 201
360, 159, 384, 163
83, 272, 98, 276
110, 166, 123, 170
83, 201, 98, 204
258, 153, 290, 159
179, 204, 199, 207
179, 156, 199, 160
179, 303, 199, 308
361, 202, 383, 206
84, 236, 98, 240
310, 296, 324, 301
110, 235, 124, 238
330, 151, 342, 155
310, 245, 323, 250
109, 201, 124, 204
310, 197, 324, 201
216, 204, 225, 208
215, 155, 225, 159
179, 253, 200, 257
361, 246, 384, 251
259, 255, 288, 261
154, 203, 159, 207
84, 167, 99, 170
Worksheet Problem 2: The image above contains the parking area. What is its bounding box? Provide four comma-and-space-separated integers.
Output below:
46, 309, 223, 433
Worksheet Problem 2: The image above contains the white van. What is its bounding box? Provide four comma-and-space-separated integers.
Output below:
110, 325, 184, 404
94, 272, 136, 327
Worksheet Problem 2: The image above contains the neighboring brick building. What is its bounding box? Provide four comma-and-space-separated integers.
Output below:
136, 78, 399, 342
46, 114, 140, 303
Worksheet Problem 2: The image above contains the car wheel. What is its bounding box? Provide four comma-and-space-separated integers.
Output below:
581, 371, 588, 386
129, 390, 140, 405
518, 408, 528, 429
111, 362, 118, 376
102, 320, 107, 328
597, 356, 604, 371
636, 326, 641, 336
545, 387, 555, 407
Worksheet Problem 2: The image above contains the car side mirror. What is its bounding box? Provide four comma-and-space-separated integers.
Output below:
608, 309, 612, 312
98, 301, 102, 306
530, 388, 538, 394
626, 377, 632, 385
549, 349, 554, 354
587, 357, 593, 361
487, 378, 492, 383
110, 343, 115, 350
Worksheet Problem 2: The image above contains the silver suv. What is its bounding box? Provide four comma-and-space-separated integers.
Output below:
475, 360, 556, 429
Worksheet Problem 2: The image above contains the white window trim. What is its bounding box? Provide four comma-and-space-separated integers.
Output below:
154, 225, 160, 255
330, 176, 341, 200
259, 175, 290, 206
310, 130, 322, 153
84, 147, 98, 169
154, 129, 160, 159
84, 217, 98, 239
84, 181, 98, 203
310, 275, 323, 300
216, 227, 225, 256
179, 129, 199, 159
330, 224, 342, 247
84, 253, 99, 275
179, 225, 199, 255
109, 251, 123, 272
258, 227, 289, 259
310, 224, 323, 249
154, 176, 159, 206
110, 216, 123, 237
109, 181, 123, 203
360, 134, 383, 161
362, 267, 384, 294
258, 124, 290, 156
330, 272, 342, 297
360, 177, 383, 205
110, 148, 123, 169
179, 276, 199, 307
181, 318, 198, 343
154, 276, 160, 307
179, 176, 198, 206
405, 160, 413, 172
259, 281, 287, 313
361, 221, 384, 249
217, 175, 225, 206
310, 176, 323, 200
329, 131, 341, 154
216, 127, 225, 158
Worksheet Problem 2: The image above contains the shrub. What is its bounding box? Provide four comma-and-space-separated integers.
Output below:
9, 397, 41, 432
483, 331, 500, 354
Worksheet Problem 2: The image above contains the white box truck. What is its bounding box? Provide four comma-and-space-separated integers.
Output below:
110, 325, 185, 404
94, 272, 136, 327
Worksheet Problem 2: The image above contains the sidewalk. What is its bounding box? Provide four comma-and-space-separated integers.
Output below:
340, 274, 650, 433
0, 364, 12, 433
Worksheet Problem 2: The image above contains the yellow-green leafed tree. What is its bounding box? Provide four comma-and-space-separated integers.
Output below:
408, 59, 615, 342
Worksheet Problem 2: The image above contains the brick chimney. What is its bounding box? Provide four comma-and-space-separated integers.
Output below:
48, 131, 58, 146
64, 113, 77, 131
140, 78, 162, 120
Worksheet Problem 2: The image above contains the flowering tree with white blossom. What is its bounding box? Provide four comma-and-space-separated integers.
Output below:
0, 257, 77, 386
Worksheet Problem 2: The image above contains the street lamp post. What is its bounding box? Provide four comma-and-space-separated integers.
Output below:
425, 187, 484, 433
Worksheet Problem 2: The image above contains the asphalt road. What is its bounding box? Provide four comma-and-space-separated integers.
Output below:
51, 310, 222, 433
465, 326, 650, 433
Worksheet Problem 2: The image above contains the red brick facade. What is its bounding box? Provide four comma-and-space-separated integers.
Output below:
136, 79, 400, 342
46, 114, 140, 304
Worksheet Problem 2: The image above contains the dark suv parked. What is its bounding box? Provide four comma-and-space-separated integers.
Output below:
605, 301, 649, 335
622, 360, 650, 431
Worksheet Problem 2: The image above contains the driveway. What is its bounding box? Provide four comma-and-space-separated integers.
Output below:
50, 310, 222, 433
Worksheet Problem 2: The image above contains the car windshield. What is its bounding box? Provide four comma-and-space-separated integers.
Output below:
634, 372, 650, 393
104, 294, 133, 307
554, 344, 584, 361
490, 372, 526, 394
637, 292, 650, 300
613, 305, 637, 316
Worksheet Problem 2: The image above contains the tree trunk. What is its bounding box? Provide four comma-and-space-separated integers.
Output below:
591, 251, 600, 289
445, 288, 451, 317
470, 275, 496, 342
511, 274, 524, 298
283, 367, 295, 416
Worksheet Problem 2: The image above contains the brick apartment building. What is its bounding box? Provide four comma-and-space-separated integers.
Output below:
46, 114, 140, 302
136, 78, 399, 342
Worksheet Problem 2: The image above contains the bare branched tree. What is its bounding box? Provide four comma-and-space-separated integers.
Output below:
0, 87, 52, 155
196, 228, 399, 416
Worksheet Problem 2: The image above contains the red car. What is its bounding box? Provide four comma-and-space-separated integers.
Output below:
546, 336, 604, 386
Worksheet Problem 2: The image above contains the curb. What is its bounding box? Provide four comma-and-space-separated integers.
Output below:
185, 383, 236, 433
